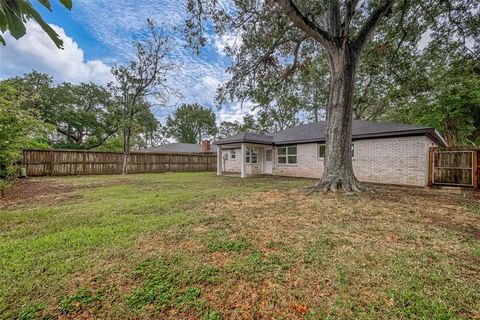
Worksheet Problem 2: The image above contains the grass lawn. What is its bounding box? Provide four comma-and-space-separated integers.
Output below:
1, 172, 479, 319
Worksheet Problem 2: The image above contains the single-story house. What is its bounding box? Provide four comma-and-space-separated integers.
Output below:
213, 120, 447, 187
145, 140, 216, 154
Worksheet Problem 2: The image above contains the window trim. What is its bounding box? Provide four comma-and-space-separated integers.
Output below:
230, 150, 236, 160
245, 148, 258, 164
277, 146, 297, 165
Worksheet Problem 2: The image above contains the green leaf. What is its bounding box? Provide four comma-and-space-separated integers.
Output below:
37, 0, 52, 11
58, 0, 73, 10
4, 9, 26, 40
23, 4, 64, 48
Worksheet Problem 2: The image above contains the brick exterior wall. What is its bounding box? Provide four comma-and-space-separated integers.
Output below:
222, 148, 263, 175
352, 136, 435, 186
220, 135, 437, 186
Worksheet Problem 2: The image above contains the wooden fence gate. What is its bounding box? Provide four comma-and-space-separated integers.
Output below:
428, 146, 479, 190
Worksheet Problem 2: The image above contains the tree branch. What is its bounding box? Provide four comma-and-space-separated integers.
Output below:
275, 0, 336, 51
352, 0, 397, 51
343, 0, 360, 36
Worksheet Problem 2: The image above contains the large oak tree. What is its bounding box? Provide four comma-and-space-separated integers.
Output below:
185, 0, 478, 193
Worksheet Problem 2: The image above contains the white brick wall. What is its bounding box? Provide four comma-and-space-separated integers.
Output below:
223, 149, 241, 172
220, 135, 436, 186
273, 143, 324, 178
352, 136, 435, 186
222, 148, 263, 175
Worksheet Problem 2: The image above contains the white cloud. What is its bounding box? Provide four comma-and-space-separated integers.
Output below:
218, 101, 257, 122
0, 21, 113, 84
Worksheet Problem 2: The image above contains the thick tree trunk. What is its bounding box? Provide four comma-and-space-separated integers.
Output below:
122, 127, 131, 175
308, 46, 369, 193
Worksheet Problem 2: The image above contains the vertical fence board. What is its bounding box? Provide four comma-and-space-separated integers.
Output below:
18, 149, 217, 176
474, 150, 478, 191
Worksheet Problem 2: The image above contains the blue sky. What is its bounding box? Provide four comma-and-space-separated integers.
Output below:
0, 0, 250, 122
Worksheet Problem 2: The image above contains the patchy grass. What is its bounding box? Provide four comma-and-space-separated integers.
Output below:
1, 172, 479, 319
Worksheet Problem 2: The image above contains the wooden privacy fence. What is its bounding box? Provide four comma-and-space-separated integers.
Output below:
19, 149, 217, 176
428, 146, 479, 190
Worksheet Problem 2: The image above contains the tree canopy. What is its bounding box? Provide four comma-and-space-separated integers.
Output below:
164, 103, 217, 143
0, 80, 49, 180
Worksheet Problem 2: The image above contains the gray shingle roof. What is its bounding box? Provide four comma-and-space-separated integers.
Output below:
214, 120, 447, 146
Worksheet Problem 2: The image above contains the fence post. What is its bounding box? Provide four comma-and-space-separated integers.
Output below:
474, 149, 478, 191
83, 151, 87, 175
50, 150, 54, 176
189, 154, 192, 172
22, 149, 26, 175
206, 156, 209, 171
427, 147, 434, 187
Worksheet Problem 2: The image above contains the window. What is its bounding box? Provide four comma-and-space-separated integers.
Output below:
265, 149, 272, 161
246, 148, 258, 164
318, 143, 354, 158
230, 150, 236, 159
277, 146, 297, 164
318, 144, 326, 158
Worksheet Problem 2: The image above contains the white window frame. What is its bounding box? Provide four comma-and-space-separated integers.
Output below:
277, 146, 297, 165
245, 148, 258, 164
230, 150, 236, 160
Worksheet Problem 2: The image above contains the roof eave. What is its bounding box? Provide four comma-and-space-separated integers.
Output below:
274, 129, 448, 146
213, 139, 273, 145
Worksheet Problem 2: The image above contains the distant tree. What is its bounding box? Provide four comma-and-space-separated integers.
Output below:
10, 71, 55, 117
387, 45, 480, 146
129, 103, 160, 150
0, 81, 49, 184
10, 72, 120, 150
217, 115, 261, 138
217, 120, 243, 139
0, 0, 72, 48
255, 97, 301, 133
164, 103, 217, 143
48, 82, 119, 149
240, 114, 260, 133
111, 20, 174, 174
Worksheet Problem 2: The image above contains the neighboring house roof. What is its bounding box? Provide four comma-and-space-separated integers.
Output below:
214, 120, 447, 146
145, 143, 215, 153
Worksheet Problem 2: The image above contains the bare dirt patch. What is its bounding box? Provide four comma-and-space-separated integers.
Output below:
0, 178, 76, 209
0, 177, 137, 210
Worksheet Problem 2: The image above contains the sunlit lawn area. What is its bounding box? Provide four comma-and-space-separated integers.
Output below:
1, 172, 479, 319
